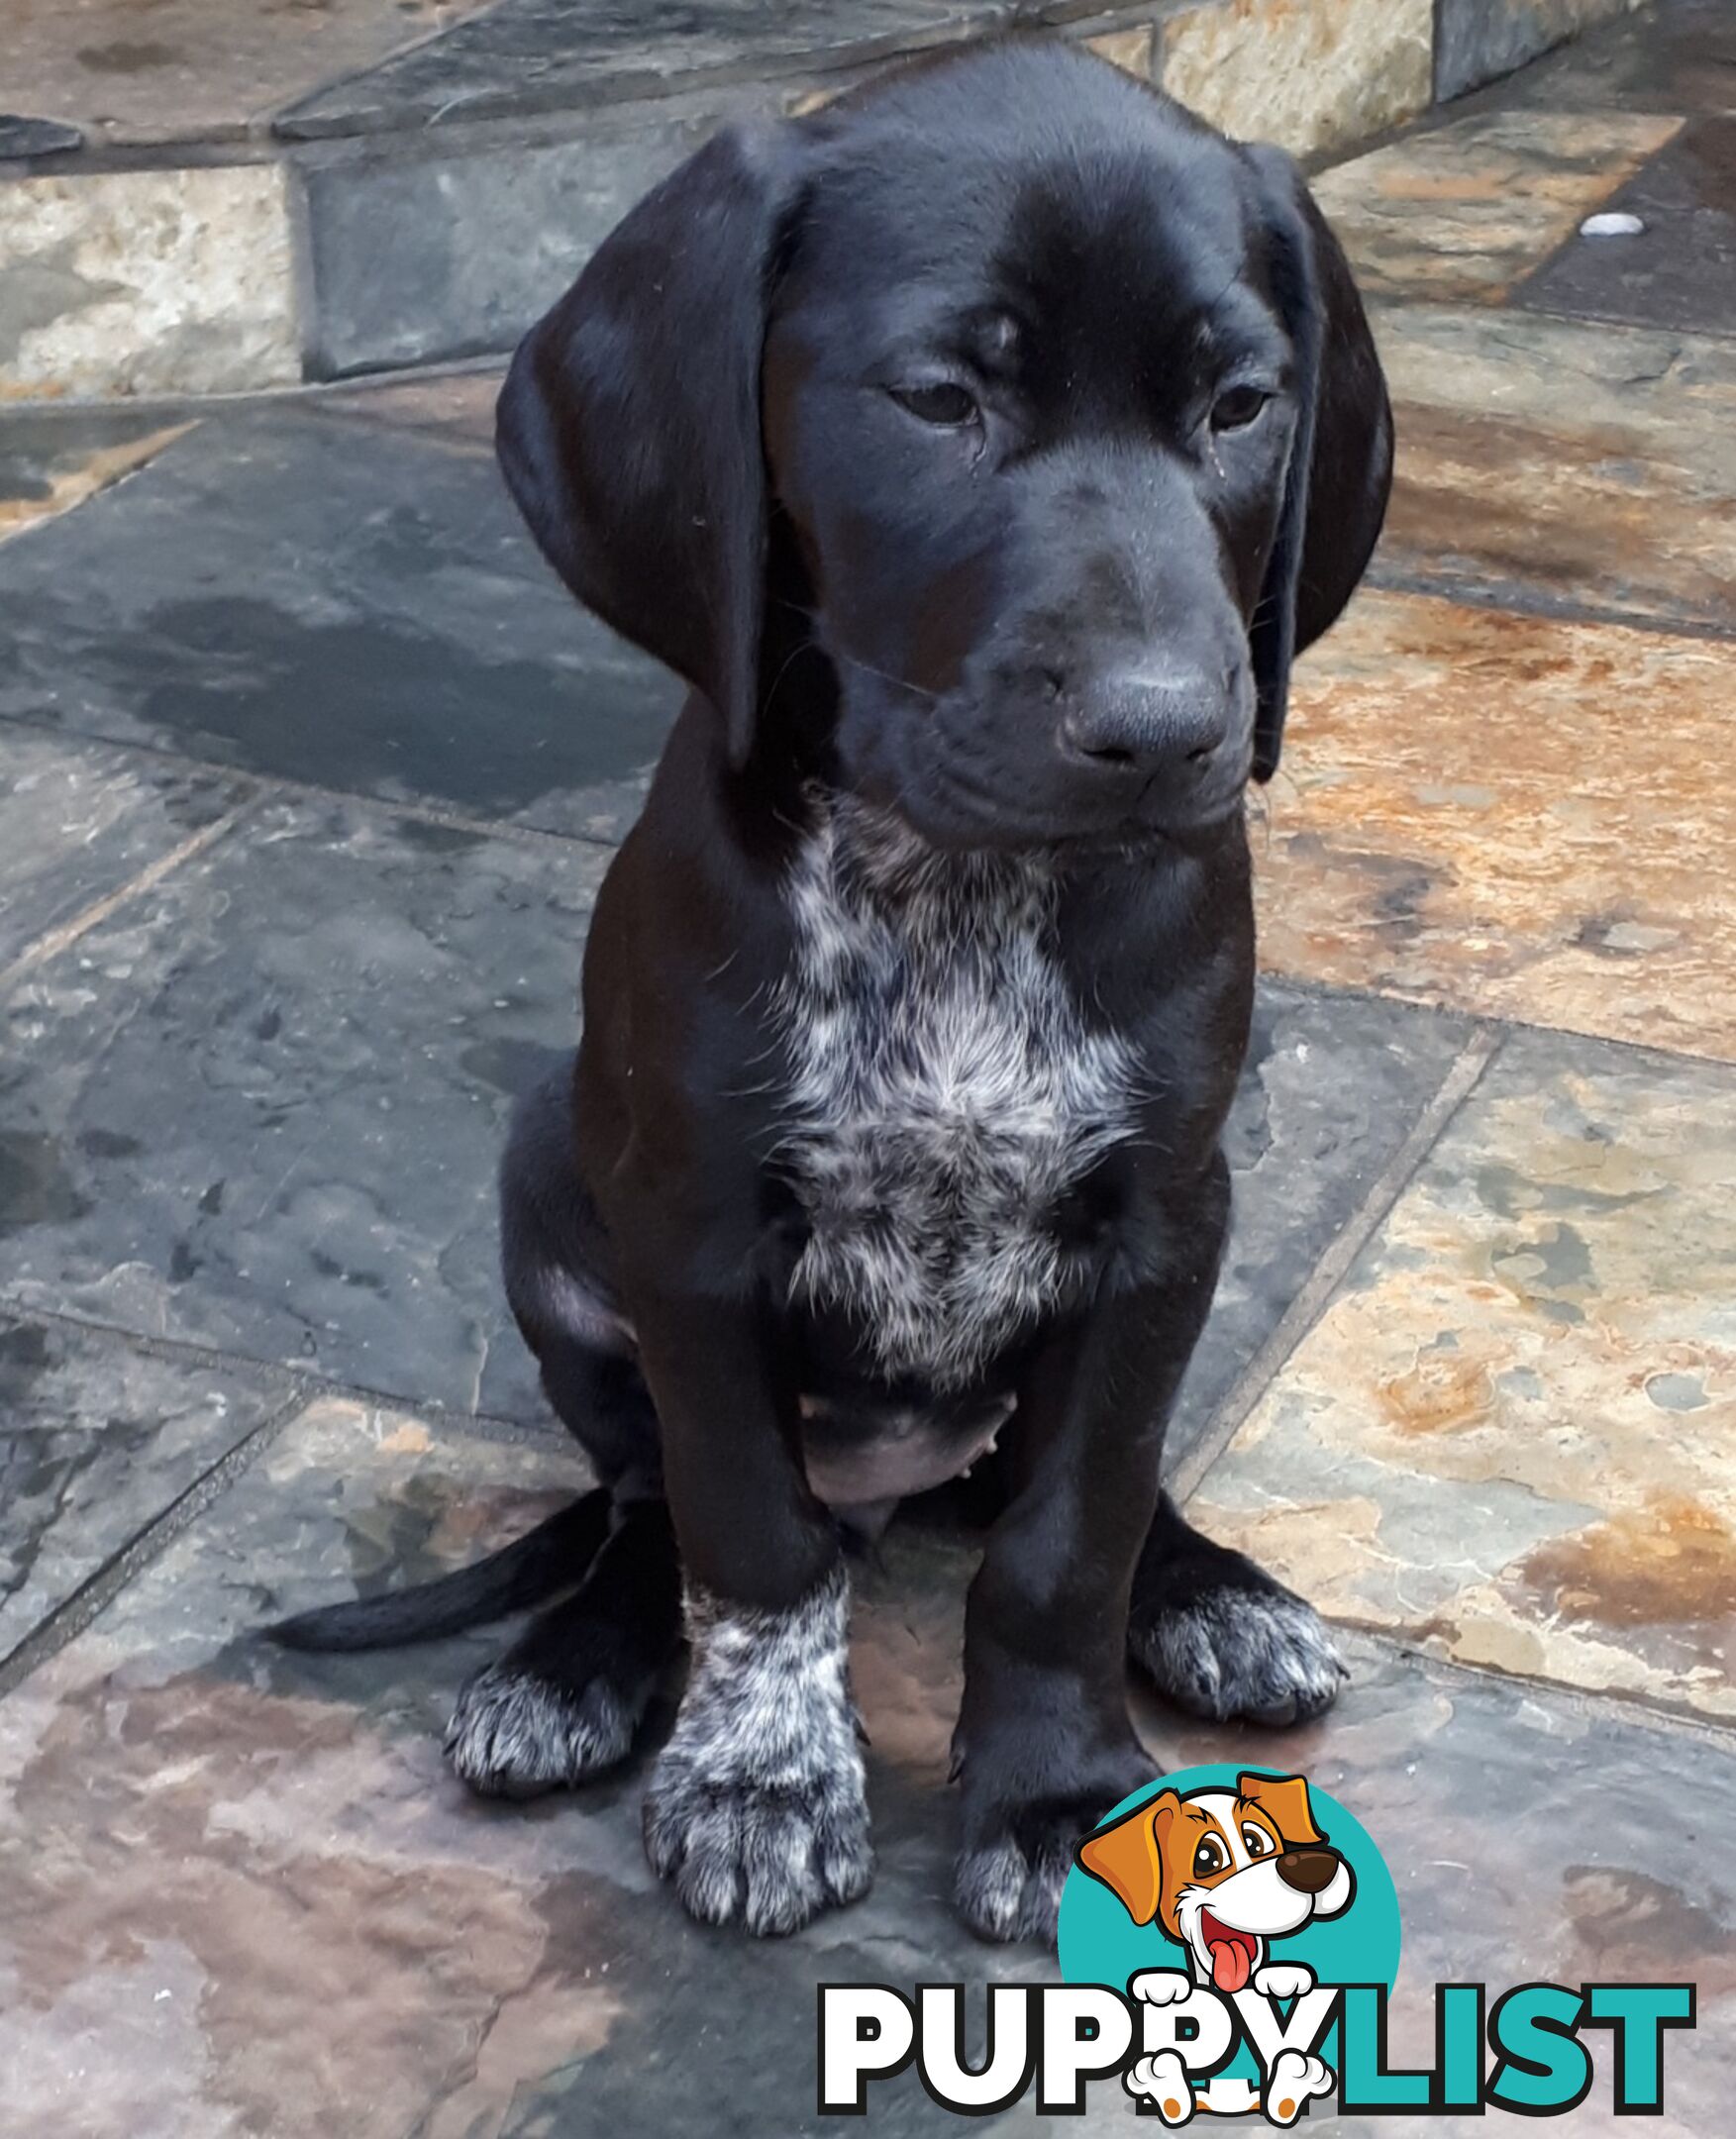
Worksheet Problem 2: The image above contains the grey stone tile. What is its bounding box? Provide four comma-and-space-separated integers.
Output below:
0, 728, 250, 969
0, 793, 608, 1422
1435, 0, 1637, 104
1167, 981, 1473, 1477
0, 409, 677, 836
1517, 118, 1736, 339
1485, 0, 1736, 119
0, 1314, 289, 1664
276, 0, 1005, 142
0, 1392, 1729, 2133
295, 96, 763, 377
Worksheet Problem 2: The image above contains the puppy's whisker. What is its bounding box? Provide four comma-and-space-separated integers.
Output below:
836, 652, 941, 703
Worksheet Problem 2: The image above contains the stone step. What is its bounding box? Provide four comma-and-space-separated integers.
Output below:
1, 0, 1642, 403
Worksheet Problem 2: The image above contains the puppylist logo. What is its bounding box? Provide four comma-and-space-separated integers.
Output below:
818, 1766, 1695, 2121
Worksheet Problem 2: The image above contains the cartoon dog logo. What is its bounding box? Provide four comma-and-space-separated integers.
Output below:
1076, 1771, 1355, 2125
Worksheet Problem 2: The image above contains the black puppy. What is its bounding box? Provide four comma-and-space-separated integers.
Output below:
273, 37, 1391, 1943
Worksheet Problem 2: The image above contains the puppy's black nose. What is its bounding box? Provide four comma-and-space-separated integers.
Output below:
1276, 1849, 1341, 1894
1059, 664, 1229, 774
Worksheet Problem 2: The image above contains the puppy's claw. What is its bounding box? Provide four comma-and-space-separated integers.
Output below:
445, 1663, 633, 1798
1130, 1584, 1346, 1727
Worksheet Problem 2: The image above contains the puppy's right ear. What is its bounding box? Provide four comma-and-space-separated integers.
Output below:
495, 125, 796, 767
1075, 1788, 1181, 1929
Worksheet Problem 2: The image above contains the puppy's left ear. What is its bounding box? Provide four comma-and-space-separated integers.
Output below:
495, 125, 797, 767
1240, 145, 1393, 782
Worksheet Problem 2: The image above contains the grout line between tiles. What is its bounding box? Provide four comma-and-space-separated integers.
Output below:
1173, 1021, 1505, 1503
0, 1383, 313, 1699
0, 706, 636, 861
1337, 1619, 1736, 1758
0, 1298, 568, 1450
0, 794, 259, 998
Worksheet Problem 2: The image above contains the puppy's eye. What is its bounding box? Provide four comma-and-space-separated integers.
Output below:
890, 381, 980, 428
1242, 1824, 1275, 1858
1192, 1837, 1227, 1879
1209, 385, 1271, 433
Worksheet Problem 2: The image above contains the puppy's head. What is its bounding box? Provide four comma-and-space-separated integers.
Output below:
498, 40, 1391, 848
1077, 1772, 1354, 1990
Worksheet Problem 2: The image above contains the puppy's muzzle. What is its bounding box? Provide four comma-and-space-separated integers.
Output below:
1276, 1847, 1342, 1894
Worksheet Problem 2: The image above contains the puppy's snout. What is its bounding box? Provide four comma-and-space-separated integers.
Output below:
1059, 663, 1231, 775
1276, 1848, 1341, 1894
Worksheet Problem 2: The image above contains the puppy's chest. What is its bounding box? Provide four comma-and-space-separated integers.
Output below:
775, 809, 1138, 1389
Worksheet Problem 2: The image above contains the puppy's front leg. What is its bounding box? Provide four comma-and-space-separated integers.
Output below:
628, 1285, 871, 1936
954, 1198, 1227, 1943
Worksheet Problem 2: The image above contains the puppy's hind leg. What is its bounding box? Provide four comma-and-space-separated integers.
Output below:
1127, 1493, 1346, 1727
447, 1497, 682, 1797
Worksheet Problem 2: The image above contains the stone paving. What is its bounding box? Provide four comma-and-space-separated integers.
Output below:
2, 4, 1734, 2132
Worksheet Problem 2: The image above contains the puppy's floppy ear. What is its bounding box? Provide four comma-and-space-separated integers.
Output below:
1240, 144, 1393, 782
1236, 1770, 1324, 1849
1075, 1787, 1182, 1928
495, 125, 795, 767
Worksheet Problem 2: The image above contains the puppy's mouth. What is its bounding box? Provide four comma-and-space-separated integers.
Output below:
1197, 1909, 1261, 1994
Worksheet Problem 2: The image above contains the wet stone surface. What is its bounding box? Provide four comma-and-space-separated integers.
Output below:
0, 794, 607, 1424
0, 1395, 1729, 2137
0, 409, 675, 836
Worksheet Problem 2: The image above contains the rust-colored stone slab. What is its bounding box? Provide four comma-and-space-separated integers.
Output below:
0, 414, 191, 542
1254, 589, 1736, 1060
1191, 1026, 1736, 1721
2, 0, 494, 150
1312, 111, 1684, 302
1160, 0, 1432, 158
1, 1394, 1730, 2132
1372, 304, 1736, 632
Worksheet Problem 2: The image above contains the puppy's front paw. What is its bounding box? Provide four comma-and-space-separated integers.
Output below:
1263, 2049, 1333, 2126
955, 1741, 1151, 1946
643, 1570, 872, 1935
445, 1662, 633, 1798
1253, 1963, 1315, 2001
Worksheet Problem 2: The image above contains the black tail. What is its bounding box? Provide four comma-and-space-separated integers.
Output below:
264, 1488, 613, 1653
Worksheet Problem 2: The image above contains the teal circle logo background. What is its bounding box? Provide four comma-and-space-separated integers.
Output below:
1057, 1766, 1401, 2085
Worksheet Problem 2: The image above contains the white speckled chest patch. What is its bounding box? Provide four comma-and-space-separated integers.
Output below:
775, 798, 1140, 1390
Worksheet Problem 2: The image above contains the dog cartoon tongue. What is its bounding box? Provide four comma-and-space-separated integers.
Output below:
1204, 1919, 1253, 1993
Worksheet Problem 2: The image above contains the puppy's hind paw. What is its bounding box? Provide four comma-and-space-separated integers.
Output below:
445, 1662, 633, 1798
1131, 1581, 1346, 1727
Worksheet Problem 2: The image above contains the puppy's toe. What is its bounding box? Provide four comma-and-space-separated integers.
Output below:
1130, 1583, 1346, 1727
445, 1663, 633, 1798
955, 1829, 1072, 1946
644, 1752, 873, 1935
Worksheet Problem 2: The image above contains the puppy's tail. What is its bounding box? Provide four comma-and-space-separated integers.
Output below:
263, 1487, 613, 1652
